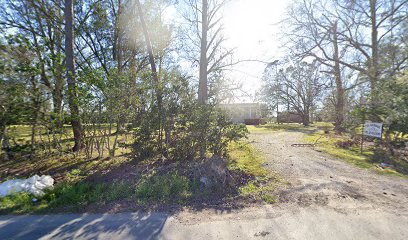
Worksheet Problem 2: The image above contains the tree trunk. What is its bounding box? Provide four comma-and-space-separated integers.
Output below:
135, 0, 161, 105
52, 73, 63, 130
65, 0, 83, 152
302, 109, 310, 126
332, 22, 345, 133
53, 67, 64, 130
52, 13, 64, 130
30, 76, 40, 152
369, 0, 379, 102
1, 126, 10, 161
114, 0, 123, 72
0, 123, 6, 151
198, 0, 208, 104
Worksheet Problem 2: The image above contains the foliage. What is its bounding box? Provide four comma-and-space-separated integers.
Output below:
0, 181, 136, 214
0, 124, 272, 214
335, 139, 359, 149
133, 87, 249, 161
375, 71, 408, 136
135, 173, 191, 204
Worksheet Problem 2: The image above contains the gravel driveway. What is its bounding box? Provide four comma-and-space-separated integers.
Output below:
249, 130, 408, 214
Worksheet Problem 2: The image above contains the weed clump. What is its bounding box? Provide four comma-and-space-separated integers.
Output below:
135, 173, 191, 204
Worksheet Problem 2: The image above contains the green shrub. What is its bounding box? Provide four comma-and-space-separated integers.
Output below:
135, 173, 191, 203
0, 192, 33, 214
43, 181, 134, 209
44, 182, 102, 207
104, 181, 134, 202
262, 194, 277, 204
132, 103, 248, 161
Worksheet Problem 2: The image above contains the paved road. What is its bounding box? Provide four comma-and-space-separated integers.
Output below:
0, 212, 166, 239
1, 207, 407, 240
1, 130, 408, 239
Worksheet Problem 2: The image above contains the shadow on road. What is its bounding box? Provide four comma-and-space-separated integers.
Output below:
0, 212, 167, 240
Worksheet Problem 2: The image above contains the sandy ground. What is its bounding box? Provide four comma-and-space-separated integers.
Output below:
1, 130, 408, 239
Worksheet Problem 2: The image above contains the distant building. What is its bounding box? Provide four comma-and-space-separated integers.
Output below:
219, 103, 265, 125
277, 111, 303, 124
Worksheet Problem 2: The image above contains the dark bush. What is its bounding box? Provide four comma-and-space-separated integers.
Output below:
335, 139, 359, 149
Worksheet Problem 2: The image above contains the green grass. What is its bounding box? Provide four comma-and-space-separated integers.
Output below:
0, 181, 135, 214
247, 122, 332, 134
1, 124, 134, 183
261, 194, 278, 204
4, 124, 132, 159
304, 132, 373, 168
0, 174, 193, 214
135, 173, 192, 204
304, 130, 407, 178
228, 141, 268, 177
7, 125, 74, 147
0, 192, 49, 214
247, 123, 307, 133
238, 180, 277, 203
0, 139, 278, 213
228, 141, 279, 203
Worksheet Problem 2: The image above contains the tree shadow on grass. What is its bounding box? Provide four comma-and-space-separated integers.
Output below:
0, 146, 273, 222
80, 158, 259, 215
369, 147, 408, 176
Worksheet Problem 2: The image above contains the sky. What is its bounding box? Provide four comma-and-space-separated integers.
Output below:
223, 0, 290, 102
164, 0, 291, 102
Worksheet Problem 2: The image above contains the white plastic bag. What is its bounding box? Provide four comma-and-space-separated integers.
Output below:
0, 175, 54, 197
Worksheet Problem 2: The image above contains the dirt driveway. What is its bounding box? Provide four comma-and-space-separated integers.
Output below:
249, 130, 408, 214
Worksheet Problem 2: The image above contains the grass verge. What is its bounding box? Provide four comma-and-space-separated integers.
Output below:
304, 131, 407, 178
0, 181, 135, 214
228, 141, 279, 203
135, 173, 192, 204
1, 128, 279, 214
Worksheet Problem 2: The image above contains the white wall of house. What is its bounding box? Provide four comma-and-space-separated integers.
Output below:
219, 103, 261, 123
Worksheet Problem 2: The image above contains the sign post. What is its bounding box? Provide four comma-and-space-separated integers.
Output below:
363, 122, 383, 138
360, 111, 365, 153
361, 121, 383, 153
361, 120, 364, 154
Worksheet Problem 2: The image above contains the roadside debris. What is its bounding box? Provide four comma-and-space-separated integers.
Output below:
291, 135, 323, 147
291, 143, 316, 147
0, 175, 54, 197
380, 163, 394, 169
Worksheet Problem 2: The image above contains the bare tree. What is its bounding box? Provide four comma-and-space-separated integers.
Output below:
182, 0, 233, 104
285, 0, 407, 129
263, 60, 326, 126
334, 0, 407, 99
285, 0, 349, 131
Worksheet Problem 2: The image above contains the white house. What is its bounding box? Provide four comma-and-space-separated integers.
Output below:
218, 103, 263, 124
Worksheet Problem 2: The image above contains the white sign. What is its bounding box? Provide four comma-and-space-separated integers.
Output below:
364, 122, 383, 138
